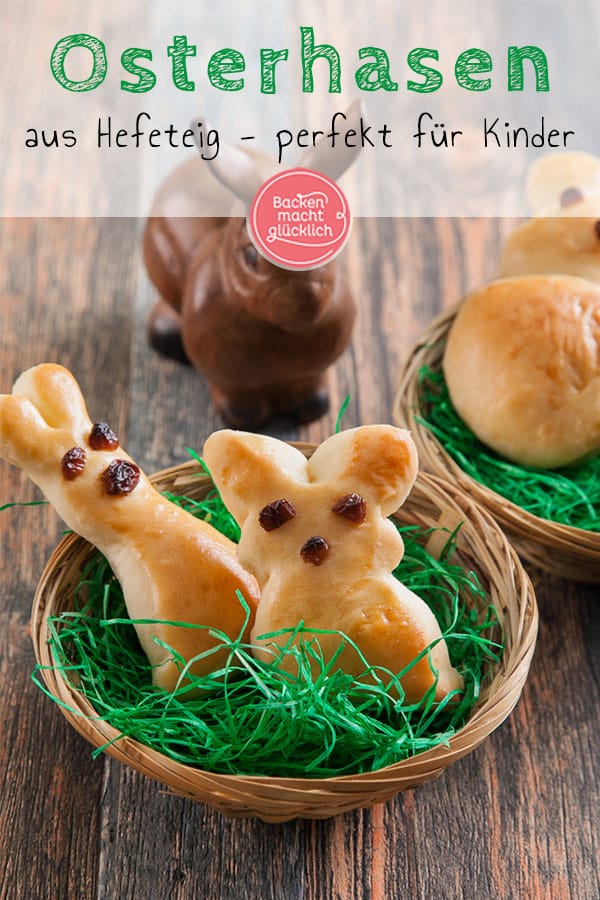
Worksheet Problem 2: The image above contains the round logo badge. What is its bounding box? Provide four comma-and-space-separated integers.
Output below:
247, 168, 352, 270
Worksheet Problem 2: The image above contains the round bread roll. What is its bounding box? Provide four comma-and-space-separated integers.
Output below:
500, 216, 600, 284
443, 275, 600, 469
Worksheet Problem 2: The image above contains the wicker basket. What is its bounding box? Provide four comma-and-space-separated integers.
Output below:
31, 451, 537, 822
394, 308, 600, 583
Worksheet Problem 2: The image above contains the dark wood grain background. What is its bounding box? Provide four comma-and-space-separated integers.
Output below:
0, 217, 598, 900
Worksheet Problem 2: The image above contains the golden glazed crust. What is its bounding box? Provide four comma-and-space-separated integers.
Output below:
443, 276, 600, 468
0, 364, 260, 690
204, 426, 463, 703
500, 216, 600, 284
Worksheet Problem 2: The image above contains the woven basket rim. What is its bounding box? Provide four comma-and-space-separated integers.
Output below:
393, 306, 600, 579
30, 451, 538, 817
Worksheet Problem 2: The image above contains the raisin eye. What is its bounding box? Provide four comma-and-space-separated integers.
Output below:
560, 187, 583, 208
259, 499, 296, 531
243, 244, 259, 268
595, 220, 600, 240
101, 459, 140, 496
332, 493, 367, 524
300, 536, 330, 565
61, 447, 86, 481
89, 422, 119, 451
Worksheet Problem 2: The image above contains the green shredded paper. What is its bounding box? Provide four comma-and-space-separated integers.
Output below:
417, 365, 600, 532
33, 466, 502, 778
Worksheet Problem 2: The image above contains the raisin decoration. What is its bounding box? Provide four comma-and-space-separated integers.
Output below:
61, 447, 87, 481
258, 499, 296, 531
89, 422, 120, 451
300, 536, 330, 566
595, 220, 600, 240
101, 459, 140, 496
332, 492, 367, 524
560, 187, 583, 208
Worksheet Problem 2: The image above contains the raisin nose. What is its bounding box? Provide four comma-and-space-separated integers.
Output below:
300, 536, 330, 566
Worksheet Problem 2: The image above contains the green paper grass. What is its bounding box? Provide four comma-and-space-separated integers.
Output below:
33, 475, 501, 778
417, 365, 600, 532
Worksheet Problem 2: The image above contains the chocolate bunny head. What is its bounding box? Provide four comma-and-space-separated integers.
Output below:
216, 217, 336, 330
204, 426, 463, 702
144, 103, 363, 428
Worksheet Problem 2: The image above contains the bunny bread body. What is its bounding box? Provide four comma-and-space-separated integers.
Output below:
500, 215, 600, 284
143, 108, 361, 429
443, 276, 600, 468
203, 426, 463, 704
0, 364, 259, 690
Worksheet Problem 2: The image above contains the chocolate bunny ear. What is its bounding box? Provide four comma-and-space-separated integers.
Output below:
296, 98, 366, 182
192, 119, 265, 208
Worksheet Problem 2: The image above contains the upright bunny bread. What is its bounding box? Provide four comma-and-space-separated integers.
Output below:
0, 364, 259, 690
203, 426, 463, 703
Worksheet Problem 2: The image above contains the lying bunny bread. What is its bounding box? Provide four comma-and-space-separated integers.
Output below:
0, 364, 259, 690
203, 426, 463, 703
501, 151, 600, 282
443, 275, 600, 468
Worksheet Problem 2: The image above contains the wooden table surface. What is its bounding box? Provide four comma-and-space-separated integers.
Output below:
0, 217, 598, 900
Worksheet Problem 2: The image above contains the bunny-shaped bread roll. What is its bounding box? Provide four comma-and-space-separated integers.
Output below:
501, 151, 600, 282
203, 426, 463, 703
0, 364, 259, 690
524, 151, 600, 217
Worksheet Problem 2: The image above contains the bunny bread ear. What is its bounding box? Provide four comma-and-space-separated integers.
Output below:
0, 364, 93, 472
12, 364, 92, 435
0, 394, 54, 469
526, 151, 600, 215
203, 429, 309, 524
307, 425, 418, 516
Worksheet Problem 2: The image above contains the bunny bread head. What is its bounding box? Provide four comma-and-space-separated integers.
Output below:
203, 426, 463, 703
443, 276, 600, 469
0, 364, 259, 690
525, 151, 600, 217
501, 152, 600, 283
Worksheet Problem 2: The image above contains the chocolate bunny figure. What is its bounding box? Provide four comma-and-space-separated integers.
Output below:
143, 104, 363, 429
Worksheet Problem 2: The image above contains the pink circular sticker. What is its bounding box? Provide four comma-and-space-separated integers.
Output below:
247, 168, 352, 270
